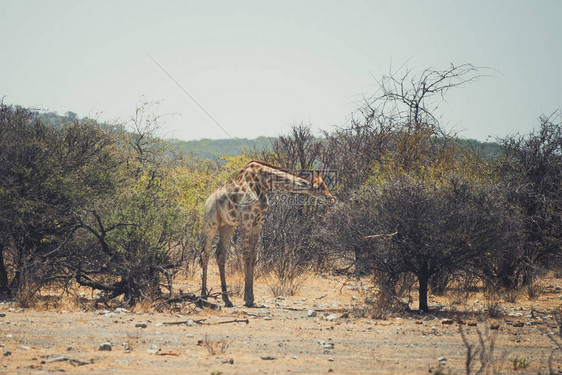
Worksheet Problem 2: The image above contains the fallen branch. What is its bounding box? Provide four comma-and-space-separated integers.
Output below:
162, 318, 249, 326
208, 318, 249, 325
43, 356, 91, 366
162, 318, 207, 326
363, 231, 398, 239
163, 292, 221, 310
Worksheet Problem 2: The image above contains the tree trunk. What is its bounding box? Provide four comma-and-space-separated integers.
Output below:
0, 250, 10, 294
418, 274, 429, 312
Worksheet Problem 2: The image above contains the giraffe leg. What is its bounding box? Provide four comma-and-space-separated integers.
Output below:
242, 227, 261, 307
216, 224, 236, 307
201, 224, 217, 299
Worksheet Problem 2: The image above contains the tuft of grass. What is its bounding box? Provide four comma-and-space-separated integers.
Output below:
201, 335, 230, 356
524, 280, 545, 300
268, 272, 306, 297
511, 356, 530, 370
270, 282, 301, 298
500, 286, 521, 304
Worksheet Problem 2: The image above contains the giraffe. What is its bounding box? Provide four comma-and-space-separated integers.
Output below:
200, 160, 335, 307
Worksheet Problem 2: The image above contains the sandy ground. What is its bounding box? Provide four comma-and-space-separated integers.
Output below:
1, 271, 561, 374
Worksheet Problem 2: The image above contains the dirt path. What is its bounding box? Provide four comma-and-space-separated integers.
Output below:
1, 275, 560, 374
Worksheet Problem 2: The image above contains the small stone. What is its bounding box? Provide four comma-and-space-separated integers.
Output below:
17, 345, 30, 350
324, 314, 339, 321
99, 342, 112, 351
508, 312, 523, 317
146, 344, 159, 354
135, 323, 147, 328
441, 319, 454, 325
115, 308, 128, 314
307, 309, 317, 318
328, 357, 335, 362
0, 313, 5, 318
438, 356, 447, 365
3, 349, 11, 356
186, 320, 196, 327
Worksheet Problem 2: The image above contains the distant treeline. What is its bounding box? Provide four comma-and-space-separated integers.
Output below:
33, 111, 501, 159
169, 136, 275, 158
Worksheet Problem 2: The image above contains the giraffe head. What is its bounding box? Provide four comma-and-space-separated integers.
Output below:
308, 171, 336, 204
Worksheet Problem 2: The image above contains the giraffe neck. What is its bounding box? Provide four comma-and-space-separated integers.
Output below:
241, 161, 312, 194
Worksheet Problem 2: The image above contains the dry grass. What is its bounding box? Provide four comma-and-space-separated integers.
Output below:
500, 286, 522, 304
200, 335, 230, 356
524, 279, 546, 300
267, 271, 308, 298
227, 271, 244, 298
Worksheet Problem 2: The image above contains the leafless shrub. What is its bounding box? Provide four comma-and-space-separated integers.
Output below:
483, 286, 503, 318
368, 284, 408, 319
498, 113, 562, 287
449, 276, 479, 307
259, 195, 319, 287
459, 321, 499, 375
542, 306, 562, 375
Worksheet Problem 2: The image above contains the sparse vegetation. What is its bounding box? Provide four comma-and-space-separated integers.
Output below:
0, 64, 560, 373
201, 335, 230, 356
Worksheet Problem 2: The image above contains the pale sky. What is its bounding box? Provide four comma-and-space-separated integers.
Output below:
1, 0, 560, 141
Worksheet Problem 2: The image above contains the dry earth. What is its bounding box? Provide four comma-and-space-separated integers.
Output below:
1, 271, 561, 374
